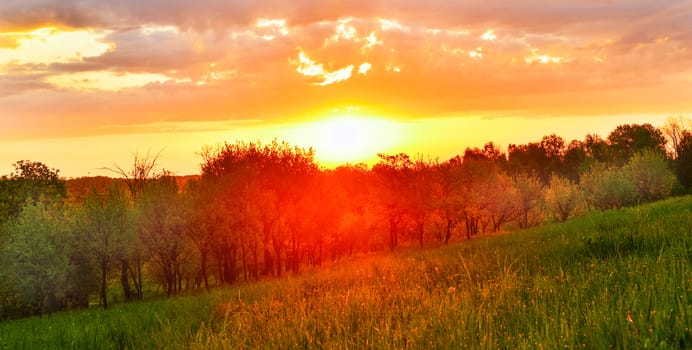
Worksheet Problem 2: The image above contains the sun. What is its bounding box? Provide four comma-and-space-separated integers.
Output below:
293, 114, 402, 166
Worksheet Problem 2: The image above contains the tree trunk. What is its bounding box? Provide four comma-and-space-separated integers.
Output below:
120, 258, 132, 301
445, 219, 453, 245
101, 260, 108, 309
200, 250, 210, 292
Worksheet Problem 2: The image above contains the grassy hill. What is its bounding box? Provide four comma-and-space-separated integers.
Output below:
1, 196, 690, 349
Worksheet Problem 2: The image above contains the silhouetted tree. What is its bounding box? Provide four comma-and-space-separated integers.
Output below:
562, 140, 587, 181
584, 134, 611, 164
676, 131, 692, 190
0, 161, 65, 222
607, 123, 666, 166
507, 143, 550, 183
662, 116, 691, 159
373, 153, 414, 250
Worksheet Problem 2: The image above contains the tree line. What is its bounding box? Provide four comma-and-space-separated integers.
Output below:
1, 118, 691, 319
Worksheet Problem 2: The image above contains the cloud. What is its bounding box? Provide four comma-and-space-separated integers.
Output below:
0, 0, 691, 141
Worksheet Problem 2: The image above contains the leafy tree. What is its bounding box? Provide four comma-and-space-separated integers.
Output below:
200, 140, 317, 277
583, 134, 610, 164
507, 142, 550, 183
676, 131, 692, 190
512, 173, 544, 228
0, 160, 66, 222
2, 198, 74, 316
626, 150, 676, 202
580, 163, 636, 211
74, 185, 135, 308
373, 153, 414, 250
409, 157, 439, 246
331, 164, 377, 255
545, 174, 583, 222
607, 123, 666, 165
435, 157, 463, 244
105, 151, 163, 301
562, 140, 587, 181
487, 172, 520, 232
138, 175, 190, 297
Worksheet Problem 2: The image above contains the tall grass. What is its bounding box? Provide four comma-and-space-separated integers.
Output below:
1, 196, 690, 349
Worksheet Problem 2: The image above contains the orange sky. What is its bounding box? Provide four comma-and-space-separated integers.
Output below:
1, 1, 691, 177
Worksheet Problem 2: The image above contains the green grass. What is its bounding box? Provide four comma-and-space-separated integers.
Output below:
1, 196, 690, 349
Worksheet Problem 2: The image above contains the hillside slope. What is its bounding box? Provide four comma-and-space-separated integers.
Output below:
1, 196, 690, 349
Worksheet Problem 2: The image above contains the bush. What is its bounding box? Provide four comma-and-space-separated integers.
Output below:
545, 174, 583, 222
580, 163, 635, 211
625, 150, 675, 202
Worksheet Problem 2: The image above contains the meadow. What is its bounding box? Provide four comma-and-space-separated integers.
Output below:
0, 196, 690, 349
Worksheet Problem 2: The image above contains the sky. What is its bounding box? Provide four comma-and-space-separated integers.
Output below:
1, 1, 691, 177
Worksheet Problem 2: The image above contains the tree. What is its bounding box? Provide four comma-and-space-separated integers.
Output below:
2, 198, 75, 316
486, 172, 520, 232
372, 153, 414, 250
580, 163, 635, 211
583, 134, 610, 164
676, 131, 692, 190
0, 160, 66, 223
104, 151, 163, 301
74, 185, 135, 308
607, 123, 666, 165
512, 173, 545, 228
626, 150, 676, 202
138, 175, 190, 297
545, 174, 582, 222
562, 140, 587, 181
409, 156, 439, 247
540, 134, 566, 176
507, 143, 550, 183
661, 115, 692, 159
200, 140, 317, 277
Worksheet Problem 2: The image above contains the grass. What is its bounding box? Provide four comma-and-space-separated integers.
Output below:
1, 196, 690, 349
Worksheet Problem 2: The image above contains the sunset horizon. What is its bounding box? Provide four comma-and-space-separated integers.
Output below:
2, 1, 691, 176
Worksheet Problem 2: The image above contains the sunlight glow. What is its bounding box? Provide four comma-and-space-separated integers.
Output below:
0, 27, 112, 69
46, 71, 172, 91
525, 49, 563, 64
292, 114, 402, 166
294, 51, 354, 86
481, 30, 496, 41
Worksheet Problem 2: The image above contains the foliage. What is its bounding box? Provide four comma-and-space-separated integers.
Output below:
676, 131, 692, 190
74, 185, 136, 308
544, 174, 583, 222
607, 123, 667, 166
0, 198, 81, 317
138, 176, 191, 297
580, 163, 636, 211
0, 196, 689, 349
625, 150, 676, 202
511, 172, 545, 228
0, 160, 65, 223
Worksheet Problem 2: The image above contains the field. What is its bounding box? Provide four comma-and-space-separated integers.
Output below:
1, 196, 690, 349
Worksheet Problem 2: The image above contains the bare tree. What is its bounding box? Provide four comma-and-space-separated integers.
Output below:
662, 116, 692, 159
102, 150, 164, 301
